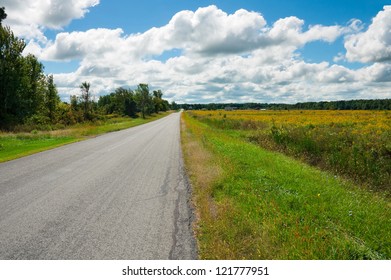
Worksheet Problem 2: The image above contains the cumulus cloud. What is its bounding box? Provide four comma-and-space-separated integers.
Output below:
2, 0, 99, 41
123, 6, 269, 57
358, 63, 391, 82
4, 3, 391, 103
345, 6, 391, 63
41, 28, 125, 61
317, 65, 356, 83
39, 5, 346, 62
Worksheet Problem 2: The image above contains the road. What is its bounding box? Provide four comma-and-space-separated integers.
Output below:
0, 112, 196, 260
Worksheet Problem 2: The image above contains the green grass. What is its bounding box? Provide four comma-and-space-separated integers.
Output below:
0, 134, 78, 162
182, 112, 391, 259
0, 112, 171, 163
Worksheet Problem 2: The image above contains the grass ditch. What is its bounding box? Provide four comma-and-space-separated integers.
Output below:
181, 112, 391, 259
0, 112, 171, 163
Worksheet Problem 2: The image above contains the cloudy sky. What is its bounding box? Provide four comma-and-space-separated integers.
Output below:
2, 0, 391, 103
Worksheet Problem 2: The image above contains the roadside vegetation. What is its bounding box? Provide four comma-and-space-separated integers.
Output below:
181, 111, 391, 259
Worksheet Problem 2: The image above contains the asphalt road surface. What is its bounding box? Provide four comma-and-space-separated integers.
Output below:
0, 112, 196, 260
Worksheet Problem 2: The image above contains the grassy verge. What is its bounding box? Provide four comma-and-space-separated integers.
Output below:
0, 112, 171, 163
181, 112, 391, 259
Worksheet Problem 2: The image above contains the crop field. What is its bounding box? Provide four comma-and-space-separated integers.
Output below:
181, 110, 391, 259
188, 110, 391, 192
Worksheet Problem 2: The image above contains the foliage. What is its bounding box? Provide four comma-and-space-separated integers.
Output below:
0, 15, 62, 129
80, 81, 91, 120
98, 87, 137, 117
97, 85, 169, 119
134, 83, 153, 119
152, 89, 170, 113
0, 7, 6, 24
45, 75, 60, 122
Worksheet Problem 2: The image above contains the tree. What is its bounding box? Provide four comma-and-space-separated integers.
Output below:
0, 23, 27, 127
46, 75, 60, 122
97, 87, 137, 117
171, 101, 179, 110
70, 95, 79, 110
152, 90, 163, 113
0, 7, 6, 25
21, 54, 46, 118
80, 81, 91, 120
135, 83, 152, 119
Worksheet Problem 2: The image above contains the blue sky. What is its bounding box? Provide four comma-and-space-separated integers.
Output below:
3, 0, 391, 103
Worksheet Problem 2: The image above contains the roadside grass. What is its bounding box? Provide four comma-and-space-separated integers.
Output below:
0, 112, 171, 163
181, 112, 391, 259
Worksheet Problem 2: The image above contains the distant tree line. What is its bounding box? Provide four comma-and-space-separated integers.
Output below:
179, 99, 391, 111
0, 7, 171, 130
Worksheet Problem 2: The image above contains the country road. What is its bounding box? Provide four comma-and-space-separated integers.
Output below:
0, 112, 196, 260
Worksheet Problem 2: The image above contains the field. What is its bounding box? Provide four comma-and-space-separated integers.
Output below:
181, 110, 391, 259
189, 110, 391, 192
0, 112, 171, 163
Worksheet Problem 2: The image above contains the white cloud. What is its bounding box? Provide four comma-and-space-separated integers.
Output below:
2, 0, 99, 41
125, 6, 268, 57
317, 65, 356, 83
358, 63, 391, 83
345, 6, 391, 63
41, 28, 125, 61
38, 5, 346, 62
3, 3, 390, 103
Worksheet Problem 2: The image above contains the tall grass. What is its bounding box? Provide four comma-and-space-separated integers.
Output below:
181, 112, 391, 259
189, 110, 391, 192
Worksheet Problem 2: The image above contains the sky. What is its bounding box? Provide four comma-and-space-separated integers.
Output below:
2, 0, 391, 103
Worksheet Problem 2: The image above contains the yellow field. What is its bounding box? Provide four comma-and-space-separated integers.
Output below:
192, 110, 391, 135
188, 109, 391, 191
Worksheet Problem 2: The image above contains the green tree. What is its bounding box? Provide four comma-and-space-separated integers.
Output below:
21, 54, 46, 118
80, 81, 91, 120
152, 90, 162, 113
170, 101, 179, 110
0, 24, 27, 127
97, 87, 137, 117
135, 83, 152, 119
0, 8, 51, 128
0, 7, 6, 25
46, 75, 60, 122
70, 95, 79, 110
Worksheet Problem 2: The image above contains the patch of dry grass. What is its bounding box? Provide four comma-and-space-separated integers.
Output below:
180, 114, 224, 257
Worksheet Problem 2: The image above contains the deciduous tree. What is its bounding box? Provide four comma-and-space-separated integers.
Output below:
135, 83, 152, 119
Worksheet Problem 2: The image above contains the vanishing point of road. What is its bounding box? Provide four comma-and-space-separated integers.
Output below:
0, 112, 197, 259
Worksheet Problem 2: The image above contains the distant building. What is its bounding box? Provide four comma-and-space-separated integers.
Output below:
224, 107, 237, 111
